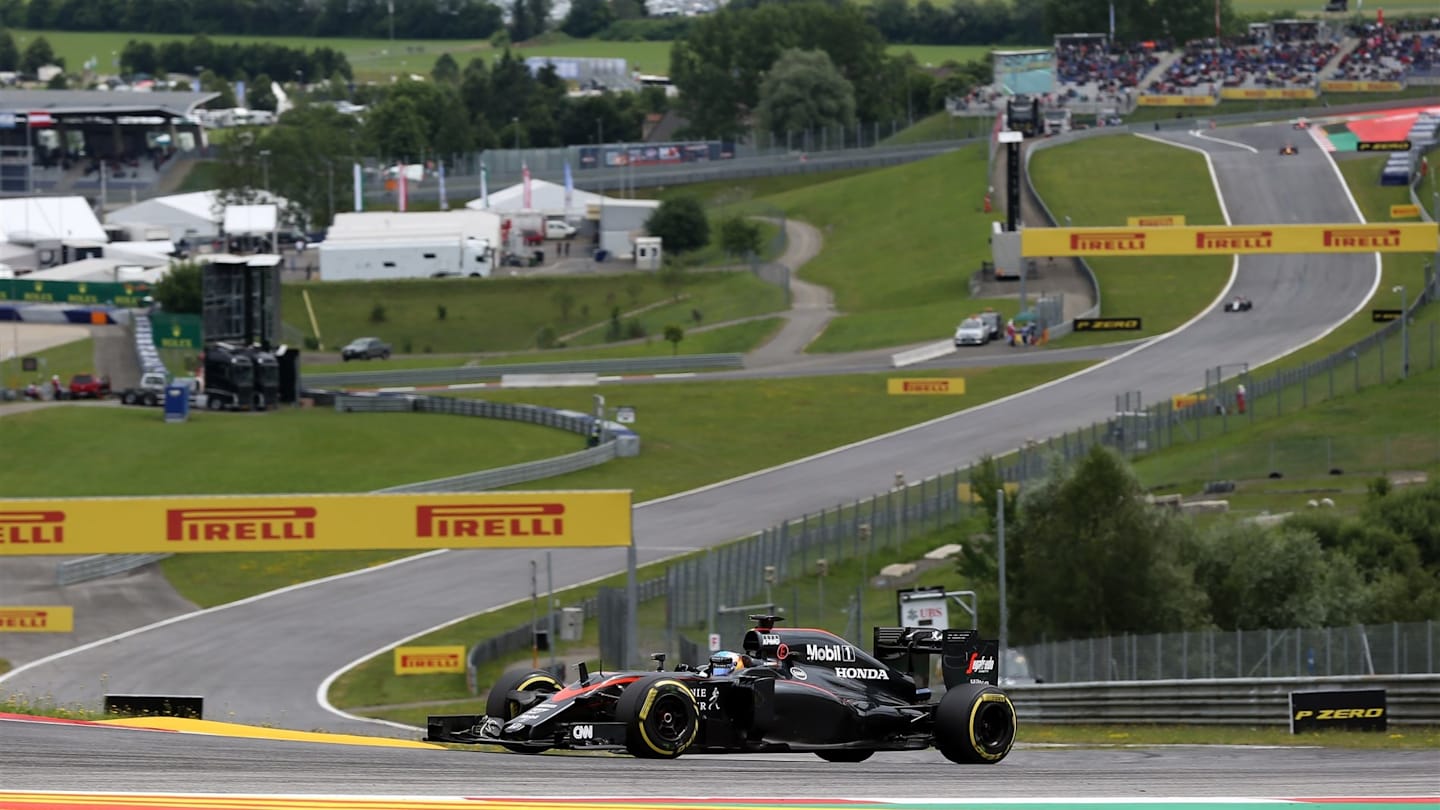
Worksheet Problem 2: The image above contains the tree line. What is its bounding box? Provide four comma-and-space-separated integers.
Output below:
959, 446, 1440, 644
0, 0, 505, 40
216, 50, 664, 228
118, 36, 351, 82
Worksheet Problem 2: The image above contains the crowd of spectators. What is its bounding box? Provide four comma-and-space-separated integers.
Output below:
1055, 39, 1167, 90
1337, 27, 1440, 81
1147, 36, 1339, 95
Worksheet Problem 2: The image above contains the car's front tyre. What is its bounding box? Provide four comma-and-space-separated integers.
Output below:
486, 668, 563, 754
934, 683, 1016, 764
617, 675, 699, 759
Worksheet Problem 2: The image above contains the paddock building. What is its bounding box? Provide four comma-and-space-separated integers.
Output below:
0, 90, 216, 197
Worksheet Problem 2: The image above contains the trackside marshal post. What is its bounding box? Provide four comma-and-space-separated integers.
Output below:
0, 491, 633, 555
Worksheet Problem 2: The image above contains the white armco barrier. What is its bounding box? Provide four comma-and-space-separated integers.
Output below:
890, 341, 957, 368
500, 373, 599, 388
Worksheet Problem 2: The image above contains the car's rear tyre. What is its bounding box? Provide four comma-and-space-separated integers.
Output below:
486, 668, 563, 754
617, 674, 699, 759
816, 749, 874, 763
934, 684, 1016, 765
122, 391, 137, 405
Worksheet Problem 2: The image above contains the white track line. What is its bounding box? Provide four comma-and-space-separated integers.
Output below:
1188, 128, 1260, 154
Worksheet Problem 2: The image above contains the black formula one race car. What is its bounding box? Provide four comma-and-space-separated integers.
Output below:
428, 615, 1017, 764
1223, 295, 1254, 312
1280, 143, 1299, 156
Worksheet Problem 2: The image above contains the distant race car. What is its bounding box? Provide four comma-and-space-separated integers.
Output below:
1224, 296, 1254, 312
1292, 118, 1308, 130
428, 615, 1017, 764
1280, 143, 1299, 156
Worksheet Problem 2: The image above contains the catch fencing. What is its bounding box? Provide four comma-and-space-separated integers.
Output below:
1007, 673, 1440, 726
1019, 621, 1439, 684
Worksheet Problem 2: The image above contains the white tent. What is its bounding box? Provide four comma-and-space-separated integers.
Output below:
0, 196, 107, 244
107, 191, 290, 243
24, 257, 169, 283
466, 178, 605, 219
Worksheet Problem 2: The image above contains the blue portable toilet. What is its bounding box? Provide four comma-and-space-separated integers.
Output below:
164, 384, 191, 423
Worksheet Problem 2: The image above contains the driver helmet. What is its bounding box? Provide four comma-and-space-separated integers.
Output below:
709, 650, 744, 677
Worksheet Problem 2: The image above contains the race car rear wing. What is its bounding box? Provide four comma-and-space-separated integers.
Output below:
871, 627, 1000, 688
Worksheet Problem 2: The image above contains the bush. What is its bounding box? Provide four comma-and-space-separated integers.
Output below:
369, 302, 387, 323
437, 304, 447, 321
626, 318, 647, 339
302, 335, 319, 351
536, 325, 559, 349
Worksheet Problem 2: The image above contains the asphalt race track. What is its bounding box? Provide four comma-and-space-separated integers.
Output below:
1, 718, 1436, 797
0, 125, 1382, 740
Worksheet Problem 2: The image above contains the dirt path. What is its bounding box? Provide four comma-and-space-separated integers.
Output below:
743, 219, 833, 367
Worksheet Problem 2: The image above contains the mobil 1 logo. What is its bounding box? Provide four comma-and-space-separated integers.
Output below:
1289, 688, 1387, 733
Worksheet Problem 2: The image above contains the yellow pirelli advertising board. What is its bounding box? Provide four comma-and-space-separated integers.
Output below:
0, 606, 73, 632
1390, 204, 1421, 219
1136, 94, 1218, 107
0, 491, 632, 555
1321, 80, 1404, 93
1021, 223, 1439, 257
888, 378, 966, 395
394, 645, 467, 675
1127, 215, 1186, 227
1219, 88, 1317, 101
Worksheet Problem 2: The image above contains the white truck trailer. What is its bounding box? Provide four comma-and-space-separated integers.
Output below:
319, 236, 494, 281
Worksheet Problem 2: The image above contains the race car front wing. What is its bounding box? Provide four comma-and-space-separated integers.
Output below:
427, 714, 630, 750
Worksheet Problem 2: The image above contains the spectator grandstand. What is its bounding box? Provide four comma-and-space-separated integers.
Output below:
1147, 28, 1339, 95
1336, 26, 1440, 82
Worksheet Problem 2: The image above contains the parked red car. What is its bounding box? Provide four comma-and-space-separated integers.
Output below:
68, 373, 112, 399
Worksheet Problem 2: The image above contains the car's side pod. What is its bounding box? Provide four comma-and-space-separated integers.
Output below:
871, 627, 1001, 689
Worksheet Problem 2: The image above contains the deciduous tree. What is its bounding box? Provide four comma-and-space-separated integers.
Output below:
646, 195, 709, 254
754, 49, 857, 137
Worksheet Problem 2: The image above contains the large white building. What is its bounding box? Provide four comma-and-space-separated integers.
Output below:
466, 178, 605, 221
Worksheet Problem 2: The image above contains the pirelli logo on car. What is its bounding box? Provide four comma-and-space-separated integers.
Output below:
0, 606, 74, 633
1070, 231, 1146, 252
166, 507, 318, 542
1073, 318, 1143, 331
394, 645, 466, 675
1196, 229, 1273, 251
0, 510, 65, 545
